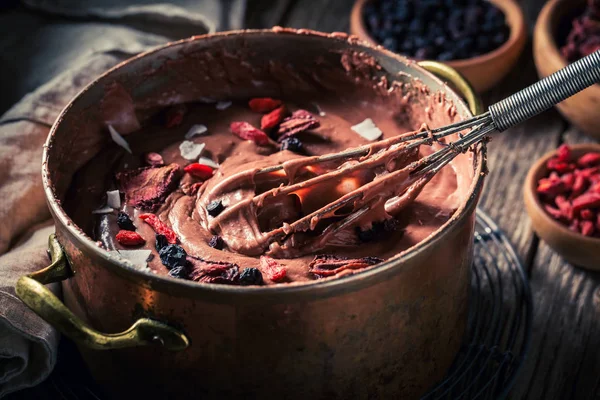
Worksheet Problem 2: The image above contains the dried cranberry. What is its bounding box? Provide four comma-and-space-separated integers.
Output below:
260, 256, 287, 282
208, 235, 224, 250
239, 268, 264, 286
115, 230, 145, 246
116, 211, 136, 231
206, 200, 224, 217
159, 244, 187, 270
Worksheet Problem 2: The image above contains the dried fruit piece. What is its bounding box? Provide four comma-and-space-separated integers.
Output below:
208, 235, 224, 250
260, 256, 287, 282
556, 144, 571, 162
580, 209, 594, 220
159, 244, 187, 270
116, 164, 182, 212
188, 256, 240, 284
280, 137, 303, 153
117, 211, 136, 231
139, 213, 178, 244
577, 152, 600, 168
184, 163, 214, 180
555, 195, 573, 220
309, 255, 382, 278
116, 230, 145, 246
276, 110, 320, 142
536, 178, 567, 197
546, 158, 574, 173
571, 174, 588, 198
206, 200, 224, 217
165, 104, 187, 128
230, 122, 271, 146
144, 152, 164, 166
168, 265, 189, 279
544, 204, 563, 220
572, 192, 600, 213
155, 234, 169, 251
581, 220, 595, 236
239, 268, 264, 286
248, 97, 282, 113
261, 106, 287, 131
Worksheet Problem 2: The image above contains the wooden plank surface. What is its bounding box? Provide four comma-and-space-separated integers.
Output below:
246, 0, 600, 399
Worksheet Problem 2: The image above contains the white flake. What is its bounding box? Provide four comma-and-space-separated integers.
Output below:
108, 125, 132, 154
215, 101, 232, 110
351, 118, 383, 141
197, 156, 220, 169
110, 250, 152, 270
106, 190, 121, 209
184, 124, 208, 139
92, 206, 113, 215
179, 140, 205, 160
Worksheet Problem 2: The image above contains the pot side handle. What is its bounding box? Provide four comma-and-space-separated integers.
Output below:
15, 234, 189, 352
418, 61, 484, 116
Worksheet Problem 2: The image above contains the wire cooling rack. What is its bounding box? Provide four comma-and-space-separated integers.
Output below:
8, 208, 532, 400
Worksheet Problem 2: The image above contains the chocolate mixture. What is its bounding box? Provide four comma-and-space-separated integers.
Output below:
64, 44, 474, 286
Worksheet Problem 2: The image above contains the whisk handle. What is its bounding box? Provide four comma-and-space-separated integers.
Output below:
489, 50, 600, 132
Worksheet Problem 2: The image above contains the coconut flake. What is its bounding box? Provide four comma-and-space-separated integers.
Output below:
351, 118, 383, 141
197, 156, 220, 169
184, 124, 208, 139
109, 249, 152, 270
106, 190, 121, 209
179, 141, 205, 160
92, 206, 113, 215
215, 101, 232, 110
108, 125, 132, 154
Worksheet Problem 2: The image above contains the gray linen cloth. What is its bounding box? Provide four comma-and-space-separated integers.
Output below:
0, 0, 243, 396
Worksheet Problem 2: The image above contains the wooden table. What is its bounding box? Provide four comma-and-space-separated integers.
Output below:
244, 0, 600, 398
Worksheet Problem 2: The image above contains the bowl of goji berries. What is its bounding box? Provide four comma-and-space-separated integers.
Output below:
534, 0, 600, 140
524, 143, 600, 270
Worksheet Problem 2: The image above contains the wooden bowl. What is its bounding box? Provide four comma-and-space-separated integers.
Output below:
524, 144, 600, 270
533, 0, 600, 141
350, 0, 527, 92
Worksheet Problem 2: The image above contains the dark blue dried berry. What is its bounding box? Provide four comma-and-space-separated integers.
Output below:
208, 235, 225, 250
239, 267, 263, 286
159, 244, 187, 270
207, 200, 224, 217
280, 137, 303, 153
168, 265, 189, 279
382, 37, 398, 52
116, 211, 136, 231
155, 234, 169, 252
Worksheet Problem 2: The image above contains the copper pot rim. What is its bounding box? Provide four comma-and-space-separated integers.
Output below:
42, 28, 486, 298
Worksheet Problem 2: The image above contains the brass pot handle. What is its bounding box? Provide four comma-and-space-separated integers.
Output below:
418, 60, 483, 116
15, 234, 189, 351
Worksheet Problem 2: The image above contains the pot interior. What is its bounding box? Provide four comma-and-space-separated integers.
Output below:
44, 29, 481, 285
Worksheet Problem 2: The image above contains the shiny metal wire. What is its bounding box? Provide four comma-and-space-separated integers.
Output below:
489, 50, 600, 132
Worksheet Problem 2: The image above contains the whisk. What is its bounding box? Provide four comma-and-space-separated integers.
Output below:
202, 50, 600, 258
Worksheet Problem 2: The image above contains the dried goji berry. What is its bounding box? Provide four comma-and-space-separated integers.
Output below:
544, 204, 563, 220
546, 158, 574, 173
580, 209, 594, 220
165, 104, 187, 128
570, 174, 588, 198
577, 152, 600, 168
555, 195, 573, 219
139, 213, 178, 244
248, 97, 282, 113
260, 106, 287, 131
537, 178, 567, 197
116, 230, 146, 246
557, 144, 571, 162
581, 220, 595, 236
576, 167, 600, 179
572, 192, 600, 213
230, 122, 270, 146
259, 256, 287, 282
560, 172, 575, 190
184, 163, 214, 180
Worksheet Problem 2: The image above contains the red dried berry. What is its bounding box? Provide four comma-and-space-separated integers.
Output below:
536, 178, 567, 197
184, 163, 214, 180
571, 174, 588, 198
187, 256, 240, 284
165, 104, 187, 128
546, 158, 574, 173
581, 220, 595, 236
560, 172, 575, 190
259, 256, 287, 282
557, 144, 571, 162
577, 152, 600, 168
144, 152, 164, 166
230, 122, 271, 146
139, 213, 178, 244
580, 209, 594, 220
572, 192, 600, 213
596, 213, 600, 231
248, 98, 282, 113
115, 230, 146, 246
576, 167, 600, 179
555, 195, 573, 220
260, 106, 287, 131
569, 218, 580, 233
544, 204, 563, 220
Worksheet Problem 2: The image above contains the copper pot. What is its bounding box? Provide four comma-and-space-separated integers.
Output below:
16, 29, 485, 399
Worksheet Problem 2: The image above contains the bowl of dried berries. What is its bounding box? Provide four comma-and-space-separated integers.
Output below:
350, 0, 527, 92
534, 0, 600, 140
524, 143, 600, 270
